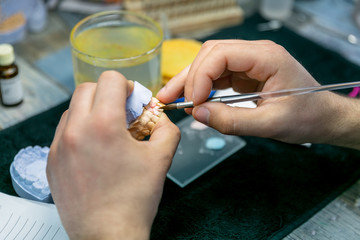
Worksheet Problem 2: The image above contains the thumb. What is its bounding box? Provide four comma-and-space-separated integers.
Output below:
149, 114, 181, 158
193, 102, 271, 137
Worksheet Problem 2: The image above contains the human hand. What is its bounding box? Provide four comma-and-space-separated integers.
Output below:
157, 40, 360, 149
47, 71, 180, 239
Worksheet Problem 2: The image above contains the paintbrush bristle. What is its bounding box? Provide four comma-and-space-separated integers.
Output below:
160, 103, 178, 110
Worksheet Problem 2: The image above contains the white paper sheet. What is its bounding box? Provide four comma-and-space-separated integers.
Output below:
0, 192, 69, 240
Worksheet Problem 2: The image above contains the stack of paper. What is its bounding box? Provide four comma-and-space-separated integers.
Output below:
0, 192, 68, 240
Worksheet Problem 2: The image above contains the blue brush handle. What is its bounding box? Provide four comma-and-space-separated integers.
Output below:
172, 90, 216, 103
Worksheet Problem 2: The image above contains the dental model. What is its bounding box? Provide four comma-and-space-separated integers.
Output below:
10, 146, 52, 203
126, 81, 165, 140
128, 97, 165, 140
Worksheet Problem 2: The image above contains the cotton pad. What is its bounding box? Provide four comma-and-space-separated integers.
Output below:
126, 81, 152, 126
10, 146, 52, 203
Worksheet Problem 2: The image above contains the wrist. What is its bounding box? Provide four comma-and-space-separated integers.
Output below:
77, 223, 150, 240
322, 93, 360, 150
65, 205, 152, 240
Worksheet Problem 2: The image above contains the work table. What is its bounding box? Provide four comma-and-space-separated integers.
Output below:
1, 10, 360, 240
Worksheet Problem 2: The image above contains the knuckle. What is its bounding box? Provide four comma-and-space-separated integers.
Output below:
211, 42, 226, 52
273, 44, 288, 56
90, 115, 121, 140
213, 113, 237, 135
268, 43, 288, 57
61, 128, 81, 151
74, 82, 95, 93
223, 120, 238, 135
260, 42, 290, 65
160, 116, 181, 139
202, 40, 217, 50
257, 39, 276, 45
172, 124, 181, 139
93, 108, 118, 126
61, 109, 69, 119
98, 70, 126, 83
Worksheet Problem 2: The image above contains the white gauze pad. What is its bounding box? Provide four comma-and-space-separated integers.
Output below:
126, 81, 152, 126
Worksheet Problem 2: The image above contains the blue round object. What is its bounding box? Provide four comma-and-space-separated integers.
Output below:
205, 137, 226, 150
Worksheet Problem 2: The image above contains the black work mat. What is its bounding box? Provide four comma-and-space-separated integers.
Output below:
1, 13, 360, 240
152, 13, 360, 239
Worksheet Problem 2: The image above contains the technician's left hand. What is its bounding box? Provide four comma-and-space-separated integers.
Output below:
46, 71, 180, 240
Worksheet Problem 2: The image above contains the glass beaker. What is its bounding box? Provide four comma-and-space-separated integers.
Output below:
70, 10, 163, 94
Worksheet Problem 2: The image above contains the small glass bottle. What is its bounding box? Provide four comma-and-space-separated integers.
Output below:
259, 0, 294, 21
0, 44, 23, 107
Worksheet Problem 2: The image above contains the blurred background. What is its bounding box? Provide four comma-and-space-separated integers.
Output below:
2, 0, 360, 64
1, 0, 360, 65
2, 2, 360, 239
1, 0, 360, 125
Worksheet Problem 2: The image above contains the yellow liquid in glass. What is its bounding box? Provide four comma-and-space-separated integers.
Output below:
72, 25, 162, 93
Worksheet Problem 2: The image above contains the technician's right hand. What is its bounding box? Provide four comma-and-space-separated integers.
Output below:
157, 40, 360, 150
47, 71, 180, 239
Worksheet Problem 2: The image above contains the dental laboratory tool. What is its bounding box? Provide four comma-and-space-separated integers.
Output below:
161, 81, 360, 110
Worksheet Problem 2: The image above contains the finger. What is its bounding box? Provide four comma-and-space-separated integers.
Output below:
92, 71, 130, 125
67, 82, 96, 121
156, 65, 190, 103
187, 73, 259, 115
148, 114, 181, 159
185, 40, 276, 103
158, 40, 276, 104
184, 40, 227, 102
191, 42, 285, 105
192, 102, 277, 137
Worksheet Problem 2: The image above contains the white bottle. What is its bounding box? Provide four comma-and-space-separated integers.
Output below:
0, 44, 24, 106
259, 0, 294, 21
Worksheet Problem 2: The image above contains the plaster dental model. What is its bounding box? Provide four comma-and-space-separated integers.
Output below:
10, 146, 52, 203
128, 97, 165, 140
127, 81, 165, 140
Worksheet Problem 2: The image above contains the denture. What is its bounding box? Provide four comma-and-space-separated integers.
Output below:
128, 97, 165, 140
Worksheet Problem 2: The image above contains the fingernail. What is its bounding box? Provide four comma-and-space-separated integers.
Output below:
194, 107, 210, 125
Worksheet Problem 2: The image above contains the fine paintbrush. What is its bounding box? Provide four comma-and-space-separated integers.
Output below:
161, 81, 360, 110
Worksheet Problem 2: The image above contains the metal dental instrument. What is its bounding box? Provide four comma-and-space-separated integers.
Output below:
161, 81, 360, 110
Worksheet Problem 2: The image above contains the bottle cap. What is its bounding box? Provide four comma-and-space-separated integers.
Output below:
0, 44, 15, 66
